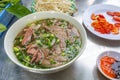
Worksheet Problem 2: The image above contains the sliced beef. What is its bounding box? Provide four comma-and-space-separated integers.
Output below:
54, 55, 67, 62
31, 51, 38, 63
66, 29, 75, 43
66, 27, 80, 43
41, 48, 50, 57
51, 45, 62, 55
71, 27, 80, 37
59, 41, 66, 51
27, 45, 38, 55
41, 59, 51, 66
66, 26, 80, 37
26, 44, 44, 63
22, 28, 33, 45
41, 58, 65, 67
35, 50, 43, 63
44, 26, 67, 51
68, 23, 73, 29
44, 26, 67, 40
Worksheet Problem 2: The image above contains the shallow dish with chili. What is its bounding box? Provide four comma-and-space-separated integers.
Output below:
97, 51, 120, 80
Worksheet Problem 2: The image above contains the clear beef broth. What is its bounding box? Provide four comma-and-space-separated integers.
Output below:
13, 18, 82, 69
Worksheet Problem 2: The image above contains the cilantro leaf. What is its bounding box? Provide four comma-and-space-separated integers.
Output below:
10, 0, 20, 5
6, 3, 31, 18
0, 24, 7, 32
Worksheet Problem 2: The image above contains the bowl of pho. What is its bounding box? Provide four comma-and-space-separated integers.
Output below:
4, 12, 87, 74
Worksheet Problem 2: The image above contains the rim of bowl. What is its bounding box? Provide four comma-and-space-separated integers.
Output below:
4, 11, 87, 72
96, 50, 120, 80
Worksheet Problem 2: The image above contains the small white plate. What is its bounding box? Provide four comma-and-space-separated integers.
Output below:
83, 4, 120, 40
97, 51, 120, 80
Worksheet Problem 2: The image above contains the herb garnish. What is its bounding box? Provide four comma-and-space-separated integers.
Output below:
0, 0, 32, 32
0, 24, 7, 32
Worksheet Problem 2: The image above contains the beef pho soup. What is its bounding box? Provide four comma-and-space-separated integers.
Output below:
13, 18, 82, 69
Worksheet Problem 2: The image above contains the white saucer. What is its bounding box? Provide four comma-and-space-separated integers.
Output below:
83, 4, 120, 40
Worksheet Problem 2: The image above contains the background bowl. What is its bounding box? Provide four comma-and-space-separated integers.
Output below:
4, 12, 87, 74
97, 51, 120, 80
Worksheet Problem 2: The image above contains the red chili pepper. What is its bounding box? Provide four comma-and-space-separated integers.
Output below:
115, 23, 120, 28
113, 16, 120, 22
107, 11, 120, 17
111, 26, 119, 34
100, 56, 116, 78
113, 12, 120, 17
107, 11, 114, 16
91, 13, 96, 20
98, 14, 105, 19
91, 13, 120, 35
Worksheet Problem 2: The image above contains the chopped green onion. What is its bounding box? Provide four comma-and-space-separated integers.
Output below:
50, 59, 56, 64
21, 61, 25, 65
36, 40, 43, 47
56, 38, 60, 44
66, 40, 71, 46
61, 52, 66, 56
33, 65, 37, 68
50, 34, 55, 37
46, 20, 53, 26
13, 47, 19, 52
17, 55, 23, 61
50, 38, 56, 46
25, 62, 29, 66
25, 56, 31, 62
15, 52, 21, 56
41, 29, 45, 33
42, 34, 50, 37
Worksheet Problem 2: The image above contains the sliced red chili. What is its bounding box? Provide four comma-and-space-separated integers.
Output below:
91, 13, 120, 35
100, 56, 116, 78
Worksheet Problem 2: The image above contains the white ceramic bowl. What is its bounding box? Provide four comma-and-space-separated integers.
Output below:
97, 51, 120, 80
4, 12, 87, 74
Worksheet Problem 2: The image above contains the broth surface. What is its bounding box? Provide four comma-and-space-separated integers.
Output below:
13, 18, 82, 69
